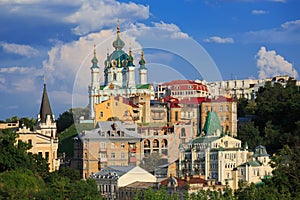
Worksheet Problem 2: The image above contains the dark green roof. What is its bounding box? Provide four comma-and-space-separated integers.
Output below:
99, 85, 105, 90
202, 111, 222, 136
136, 84, 151, 89
192, 136, 220, 144
252, 145, 270, 157
239, 160, 262, 167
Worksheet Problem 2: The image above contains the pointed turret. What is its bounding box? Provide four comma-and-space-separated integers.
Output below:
91, 44, 99, 69
39, 82, 54, 123
139, 50, 148, 85
139, 51, 146, 69
112, 22, 125, 50
127, 48, 136, 88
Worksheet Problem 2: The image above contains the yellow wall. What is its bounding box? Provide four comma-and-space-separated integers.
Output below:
17, 127, 59, 172
94, 96, 134, 125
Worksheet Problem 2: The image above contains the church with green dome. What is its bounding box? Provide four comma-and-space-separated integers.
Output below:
88, 24, 154, 119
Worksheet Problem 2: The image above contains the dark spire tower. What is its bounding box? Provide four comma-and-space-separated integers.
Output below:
39, 82, 54, 123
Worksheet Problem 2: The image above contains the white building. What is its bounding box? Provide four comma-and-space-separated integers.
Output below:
90, 166, 156, 200
179, 111, 273, 190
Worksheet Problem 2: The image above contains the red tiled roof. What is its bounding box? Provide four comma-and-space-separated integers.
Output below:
161, 80, 208, 92
188, 177, 207, 184
160, 177, 187, 187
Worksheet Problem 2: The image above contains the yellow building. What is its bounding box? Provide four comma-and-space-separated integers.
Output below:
0, 121, 19, 130
200, 97, 237, 137
17, 83, 60, 172
94, 95, 137, 125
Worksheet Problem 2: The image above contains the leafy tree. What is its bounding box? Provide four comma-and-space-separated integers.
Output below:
0, 169, 45, 200
56, 109, 74, 133
237, 121, 262, 149
139, 152, 168, 174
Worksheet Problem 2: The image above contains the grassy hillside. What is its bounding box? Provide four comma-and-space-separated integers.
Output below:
58, 123, 94, 158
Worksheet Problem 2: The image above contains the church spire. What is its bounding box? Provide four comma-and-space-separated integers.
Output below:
39, 80, 54, 123
112, 21, 125, 50
91, 44, 99, 69
139, 50, 146, 69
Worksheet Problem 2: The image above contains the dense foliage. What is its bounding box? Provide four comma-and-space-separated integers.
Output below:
0, 129, 101, 200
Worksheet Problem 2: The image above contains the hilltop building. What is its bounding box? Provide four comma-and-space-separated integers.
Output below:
178, 111, 273, 189
88, 25, 154, 119
17, 83, 60, 172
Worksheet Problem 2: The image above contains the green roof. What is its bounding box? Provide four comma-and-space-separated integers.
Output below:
192, 136, 220, 144
202, 111, 222, 136
252, 145, 270, 157
239, 160, 262, 167
136, 84, 150, 89
99, 85, 105, 90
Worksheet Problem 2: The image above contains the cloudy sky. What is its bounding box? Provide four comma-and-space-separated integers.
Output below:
0, 0, 299, 120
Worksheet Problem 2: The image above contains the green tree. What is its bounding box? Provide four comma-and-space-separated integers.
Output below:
139, 152, 168, 174
56, 109, 74, 133
237, 121, 262, 149
0, 169, 45, 200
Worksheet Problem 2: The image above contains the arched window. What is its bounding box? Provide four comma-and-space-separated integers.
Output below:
113, 72, 117, 80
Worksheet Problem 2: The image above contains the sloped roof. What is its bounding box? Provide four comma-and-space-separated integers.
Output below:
202, 111, 222, 136
39, 84, 54, 123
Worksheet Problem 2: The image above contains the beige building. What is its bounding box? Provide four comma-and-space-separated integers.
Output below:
17, 83, 60, 172
0, 121, 19, 130
72, 121, 141, 178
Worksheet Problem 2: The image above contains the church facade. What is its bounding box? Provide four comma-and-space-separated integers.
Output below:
88, 25, 155, 119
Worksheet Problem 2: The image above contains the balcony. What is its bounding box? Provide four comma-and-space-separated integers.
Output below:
129, 147, 136, 153
99, 148, 107, 152
99, 157, 108, 162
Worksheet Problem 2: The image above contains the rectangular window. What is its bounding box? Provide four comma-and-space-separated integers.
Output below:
175, 111, 178, 121
121, 143, 125, 148
45, 152, 49, 161
101, 142, 106, 149
111, 153, 115, 158
100, 112, 103, 118
121, 152, 125, 159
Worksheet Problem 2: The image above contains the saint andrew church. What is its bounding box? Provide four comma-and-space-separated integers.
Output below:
88, 24, 154, 119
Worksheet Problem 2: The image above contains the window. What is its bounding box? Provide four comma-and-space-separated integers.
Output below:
121, 152, 125, 159
219, 106, 223, 111
101, 142, 106, 149
100, 112, 103, 118
121, 143, 125, 148
175, 111, 179, 121
38, 152, 43, 157
113, 72, 117, 80
111, 153, 116, 158
226, 105, 229, 111
45, 152, 49, 161
28, 139, 32, 145
111, 142, 116, 149
181, 128, 186, 137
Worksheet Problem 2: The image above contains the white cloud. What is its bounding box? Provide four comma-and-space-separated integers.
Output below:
256, 46, 298, 79
251, 10, 268, 15
65, 0, 150, 35
203, 36, 234, 44
12, 78, 37, 92
0, 66, 42, 75
0, 42, 39, 57
245, 19, 300, 44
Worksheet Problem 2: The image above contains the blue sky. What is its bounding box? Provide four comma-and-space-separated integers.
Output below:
0, 0, 299, 120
